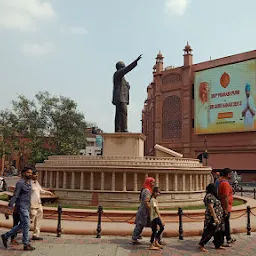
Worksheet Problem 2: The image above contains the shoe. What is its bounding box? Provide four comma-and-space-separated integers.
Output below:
1, 234, 8, 248
227, 238, 236, 244
32, 236, 43, 240
199, 245, 208, 252
223, 243, 231, 247
130, 240, 140, 245
138, 235, 142, 240
24, 244, 35, 251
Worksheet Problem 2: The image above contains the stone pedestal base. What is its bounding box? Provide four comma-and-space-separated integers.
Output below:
54, 189, 205, 208
102, 133, 146, 157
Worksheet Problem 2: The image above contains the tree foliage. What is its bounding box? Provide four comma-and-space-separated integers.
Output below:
1, 91, 91, 165
0, 110, 18, 157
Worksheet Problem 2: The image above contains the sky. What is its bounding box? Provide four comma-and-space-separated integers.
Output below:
0, 0, 255, 133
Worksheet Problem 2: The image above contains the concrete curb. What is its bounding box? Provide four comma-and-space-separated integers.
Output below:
0, 196, 254, 223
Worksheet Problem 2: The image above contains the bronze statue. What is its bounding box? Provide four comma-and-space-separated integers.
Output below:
112, 55, 142, 132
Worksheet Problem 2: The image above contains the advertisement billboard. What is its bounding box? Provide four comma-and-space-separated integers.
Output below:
95, 135, 103, 147
195, 59, 256, 134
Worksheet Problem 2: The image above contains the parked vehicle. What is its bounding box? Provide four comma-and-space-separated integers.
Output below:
231, 180, 242, 195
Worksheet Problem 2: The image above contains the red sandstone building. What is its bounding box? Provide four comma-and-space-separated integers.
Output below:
142, 43, 256, 181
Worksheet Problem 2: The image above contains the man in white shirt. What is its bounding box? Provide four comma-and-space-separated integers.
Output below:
30, 170, 53, 240
242, 83, 255, 129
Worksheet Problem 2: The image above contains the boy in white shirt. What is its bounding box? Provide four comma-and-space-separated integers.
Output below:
30, 170, 53, 240
149, 187, 165, 250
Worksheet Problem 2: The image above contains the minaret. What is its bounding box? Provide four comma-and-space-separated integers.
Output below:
183, 41, 193, 67
155, 51, 164, 73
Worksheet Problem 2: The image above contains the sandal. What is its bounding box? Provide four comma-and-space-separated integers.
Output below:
216, 246, 225, 250
149, 244, 160, 250
199, 245, 208, 252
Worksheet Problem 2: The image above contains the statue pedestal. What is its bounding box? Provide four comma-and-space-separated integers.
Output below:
102, 133, 146, 157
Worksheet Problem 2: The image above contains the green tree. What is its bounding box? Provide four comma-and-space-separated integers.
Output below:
0, 110, 18, 173
8, 91, 91, 165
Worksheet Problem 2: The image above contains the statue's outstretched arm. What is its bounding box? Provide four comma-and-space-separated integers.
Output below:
117, 55, 142, 77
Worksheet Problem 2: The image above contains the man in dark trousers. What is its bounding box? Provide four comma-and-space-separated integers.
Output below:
1, 166, 35, 251
112, 54, 142, 132
217, 168, 236, 246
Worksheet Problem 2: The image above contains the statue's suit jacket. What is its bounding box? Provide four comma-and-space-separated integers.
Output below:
112, 60, 138, 105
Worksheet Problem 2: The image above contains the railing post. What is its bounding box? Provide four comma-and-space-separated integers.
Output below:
247, 205, 251, 236
57, 205, 62, 237
241, 187, 243, 197
254, 189, 256, 200
96, 205, 103, 238
178, 207, 184, 240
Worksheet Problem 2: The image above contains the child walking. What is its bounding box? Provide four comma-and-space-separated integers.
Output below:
149, 187, 165, 250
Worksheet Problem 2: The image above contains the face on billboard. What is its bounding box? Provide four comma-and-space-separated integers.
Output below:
194, 59, 256, 134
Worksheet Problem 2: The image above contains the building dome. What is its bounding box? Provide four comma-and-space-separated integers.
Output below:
184, 42, 192, 54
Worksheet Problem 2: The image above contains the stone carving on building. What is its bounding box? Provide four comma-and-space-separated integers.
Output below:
162, 73, 181, 85
162, 96, 182, 139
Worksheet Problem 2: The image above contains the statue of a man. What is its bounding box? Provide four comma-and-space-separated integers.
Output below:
112, 54, 142, 132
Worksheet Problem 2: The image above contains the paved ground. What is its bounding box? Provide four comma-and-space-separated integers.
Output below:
0, 229, 256, 256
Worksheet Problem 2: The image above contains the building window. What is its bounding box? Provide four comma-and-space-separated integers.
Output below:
162, 96, 182, 139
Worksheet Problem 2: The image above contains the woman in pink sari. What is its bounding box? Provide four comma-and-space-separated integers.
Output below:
131, 177, 155, 244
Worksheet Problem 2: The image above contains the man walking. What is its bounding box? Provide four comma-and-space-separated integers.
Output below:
1, 166, 35, 251
30, 169, 52, 240
217, 168, 236, 246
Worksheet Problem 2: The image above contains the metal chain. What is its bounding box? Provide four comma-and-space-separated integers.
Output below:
182, 213, 205, 221
250, 210, 256, 217
182, 210, 247, 221
230, 211, 247, 219
61, 212, 96, 219
43, 212, 58, 218
103, 213, 136, 223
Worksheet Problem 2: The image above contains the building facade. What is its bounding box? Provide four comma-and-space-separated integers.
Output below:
79, 127, 103, 156
142, 43, 256, 181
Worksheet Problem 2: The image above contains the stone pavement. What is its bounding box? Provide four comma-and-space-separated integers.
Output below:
0, 228, 256, 256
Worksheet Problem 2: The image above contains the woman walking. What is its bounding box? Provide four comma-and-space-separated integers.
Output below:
199, 183, 225, 252
131, 177, 155, 244
149, 187, 165, 250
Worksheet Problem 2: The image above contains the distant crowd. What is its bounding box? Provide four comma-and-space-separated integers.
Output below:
3, 166, 19, 177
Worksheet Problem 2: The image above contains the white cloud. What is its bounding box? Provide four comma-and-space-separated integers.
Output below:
21, 43, 55, 56
165, 0, 190, 16
62, 26, 88, 36
0, 0, 56, 31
